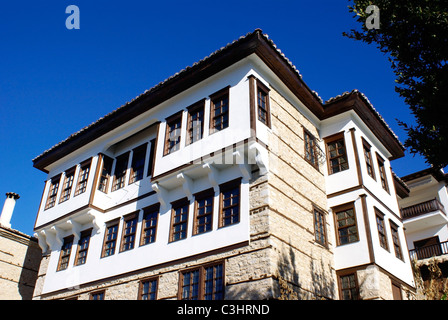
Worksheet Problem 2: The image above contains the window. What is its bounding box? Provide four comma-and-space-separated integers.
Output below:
129, 144, 147, 184
45, 175, 61, 210
140, 204, 159, 246
313, 207, 327, 246
193, 189, 214, 235
75, 229, 92, 266
170, 198, 189, 242
98, 155, 113, 193
139, 278, 158, 300
257, 80, 270, 127
90, 290, 105, 300
334, 203, 359, 246
325, 133, 348, 174
375, 209, 388, 251
187, 100, 205, 144
59, 169, 75, 203
112, 152, 129, 191
179, 262, 224, 300
102, 220, 119, 257
377, 154, 389, 192
74, 160, 91, 196
362, 139, 375, 180
304, 129, 319, 168
210, 87, 229, 133
147, 138, 156, 177
57, 236, 74, 271
164, 112, 183, 155
390, 222, 403, 260
219, 179, 241, 228
339, 273, 359, 300
120, 213, 138, 252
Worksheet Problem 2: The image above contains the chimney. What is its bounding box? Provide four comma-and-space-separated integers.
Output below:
0, 192, 20, 228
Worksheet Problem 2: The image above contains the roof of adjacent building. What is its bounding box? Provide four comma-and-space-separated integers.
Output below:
32, 29, 405, 172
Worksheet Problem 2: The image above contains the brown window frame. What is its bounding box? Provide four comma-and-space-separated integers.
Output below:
57, 235, 74, 271
376, 153, 389, 193
324, 132, 349, 175
140, 203, 159, 246
164, 111, 183, 155
375, 208, 389, 251
138, 277, 159, 300
256, 80, 271, 127
313, 206, 327, 247
98, 154, 113, 193
101, 219, 120, 258
74, 159, 92, 196
74, 228, 92, 266
390, 221, 404, 260
209, 86, 230, 134
112, 152, 130, 191
304, 128, 319, 169
338, 272, 360, 300
129, 144, 148, 184
186, 99, 205, 145
59, 168, 76, 203
45, 174, 61, 210
218, 178, 241, 228
120, 212, 139, 252
333, 202, 359, 246
193, 189, 214, 235
169, 198, 190, 242
362, 138, 376, 180
178, 261, 225, 300
90, 290, 105, 300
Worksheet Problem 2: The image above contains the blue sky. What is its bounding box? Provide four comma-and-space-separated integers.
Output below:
0, 1, 429, 235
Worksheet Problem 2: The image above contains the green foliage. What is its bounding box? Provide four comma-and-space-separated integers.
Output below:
343, 0, 448, 168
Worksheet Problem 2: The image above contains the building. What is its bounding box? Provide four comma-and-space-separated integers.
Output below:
398, 168, 448, 298
0, 193, 42, 300
31, 29, 415, 300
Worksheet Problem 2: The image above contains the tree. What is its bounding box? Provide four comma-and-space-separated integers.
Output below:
343, 0, 448, 168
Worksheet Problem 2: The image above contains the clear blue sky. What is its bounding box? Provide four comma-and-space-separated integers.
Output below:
0, 1, 429, 235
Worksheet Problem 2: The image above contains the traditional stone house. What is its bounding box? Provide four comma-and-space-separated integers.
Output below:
31, 29, 415, 300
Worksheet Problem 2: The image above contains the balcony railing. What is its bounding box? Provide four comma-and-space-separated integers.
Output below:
410, 241, 448, 260
401, 198, 446, 220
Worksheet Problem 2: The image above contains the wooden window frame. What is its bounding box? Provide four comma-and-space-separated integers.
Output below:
98, 154, 113, 193
112, 152, 130, 191
138, 277, 159, 300
129, 144, 148, 184
186, 99, 205, 145
45, 174, 61, 210
169, 198, 190, 242
304, 128, 319, 169
338, 271, 360, 300
59, 167, 76, 203
256, 80, 271, 128
209, 86, 230, 134
362, 138, 376, 180
193, 189, 214, 235
333, 202, 359, 246
74, 159, 92, 196
90, 290, 105, 300
178, 261, 225, 300
390, 221, 404, 260
313, 206, 327, 247
375, 208, 389, 251
101, 219, 120, 258
74, 228, 92, 266
164, 111, 183, 155
324, 132, 349, 175
120, 212, 139, 252
57, 235, 74, 271
376, 153, 390, 193
147, 138, 156, 177
140, 203, 159, 246
218, 178, 241, 228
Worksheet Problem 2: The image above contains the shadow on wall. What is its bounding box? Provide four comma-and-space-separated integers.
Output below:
18, 240, 42, 300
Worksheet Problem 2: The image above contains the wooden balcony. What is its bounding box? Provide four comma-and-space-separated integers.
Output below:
410, 241, 448, 260
401, 198, 446, 220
